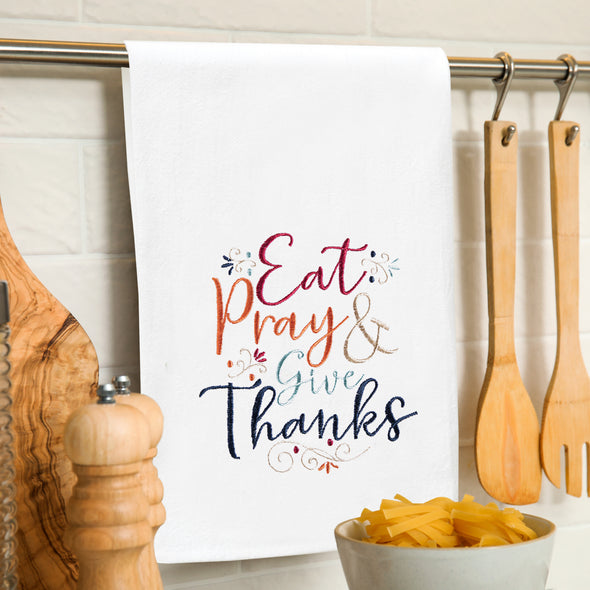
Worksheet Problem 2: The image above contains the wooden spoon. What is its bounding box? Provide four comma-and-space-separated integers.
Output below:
475, 121, 542, 505
541, 121, 590, 497
0, 197, 98, 588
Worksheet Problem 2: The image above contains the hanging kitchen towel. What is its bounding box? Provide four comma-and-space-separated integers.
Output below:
122, 41, 457, 563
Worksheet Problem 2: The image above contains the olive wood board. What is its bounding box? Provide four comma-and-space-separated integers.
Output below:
0, 197, 98, 589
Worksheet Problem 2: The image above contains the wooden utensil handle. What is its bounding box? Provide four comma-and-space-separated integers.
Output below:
484, 120, 518, 358
549, 120, 581, 351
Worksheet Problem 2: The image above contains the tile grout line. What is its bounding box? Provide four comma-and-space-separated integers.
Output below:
163, 556, 343, 589
3, 18, 590, 53
0, 137, 124, 146
456, 331, 590, 346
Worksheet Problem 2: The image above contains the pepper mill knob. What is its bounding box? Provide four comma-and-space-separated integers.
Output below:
64, 384, 151, 590
113, 375, 131, 395
97, 383, 116, 404
113, 375, 165, 590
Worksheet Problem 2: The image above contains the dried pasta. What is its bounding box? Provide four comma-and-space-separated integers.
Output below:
358, 494, 537, 548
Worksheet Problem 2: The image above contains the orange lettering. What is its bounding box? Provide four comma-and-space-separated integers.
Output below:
306, 309, 349, 367
254, 311, 276, 343
213, 277, 253, 355
274, 316, 291, 336
247, 304, 348, 367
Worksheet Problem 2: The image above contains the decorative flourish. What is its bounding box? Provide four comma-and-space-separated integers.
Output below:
253, 348, 266, 363
267, 440, 369, 473
318, 461, 339, 474
227, 348, 267, 381
361, 251, 399, 284
221, 248, 256, 276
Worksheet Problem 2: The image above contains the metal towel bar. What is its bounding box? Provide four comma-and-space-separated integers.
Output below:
1, 38, 590, 82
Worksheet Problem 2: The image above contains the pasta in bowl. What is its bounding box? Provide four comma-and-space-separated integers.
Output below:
334, 494, 555, 590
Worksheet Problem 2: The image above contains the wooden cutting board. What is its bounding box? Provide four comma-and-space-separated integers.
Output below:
0, 198, 98, 590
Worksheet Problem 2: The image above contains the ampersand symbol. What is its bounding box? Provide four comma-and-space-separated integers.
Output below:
343, 292, 397, 364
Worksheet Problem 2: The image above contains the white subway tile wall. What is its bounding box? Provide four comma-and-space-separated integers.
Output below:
372, 0, 590, 45
0, 142, 80, 254
1, 2, 590, 588
0, 1, 78, 21
83, 0, 368, 35
83, 142, 134, 254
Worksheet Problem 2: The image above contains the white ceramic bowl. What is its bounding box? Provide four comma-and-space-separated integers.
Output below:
335, 514, 555, 590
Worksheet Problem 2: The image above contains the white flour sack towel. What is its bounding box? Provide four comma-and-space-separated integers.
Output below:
122, 41, 457, 562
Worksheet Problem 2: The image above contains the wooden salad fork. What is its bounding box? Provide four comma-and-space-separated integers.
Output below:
475, 120, 542, 505
540, 120, 590, 497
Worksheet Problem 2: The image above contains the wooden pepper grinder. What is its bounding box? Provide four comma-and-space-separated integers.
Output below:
113, 375, 165, 590
64, 384, 152, 590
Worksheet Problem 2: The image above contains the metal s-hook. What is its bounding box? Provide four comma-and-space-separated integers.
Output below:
491, 52, 516, 146
491, 52, 515, 121
554, 53, 578, 121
